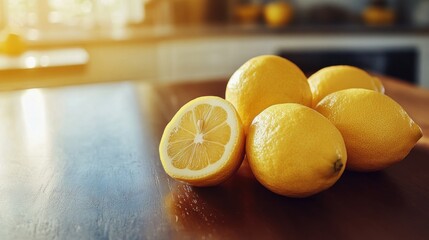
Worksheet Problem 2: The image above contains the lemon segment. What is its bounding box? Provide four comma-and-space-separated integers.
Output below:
159, 96, 245, 186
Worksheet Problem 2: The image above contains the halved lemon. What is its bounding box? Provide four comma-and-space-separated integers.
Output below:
159, 96, 245, 186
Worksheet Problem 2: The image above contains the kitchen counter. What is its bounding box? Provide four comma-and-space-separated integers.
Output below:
4, 25, 427, 89
0, 76, 428, 239
26, 24, 429, 47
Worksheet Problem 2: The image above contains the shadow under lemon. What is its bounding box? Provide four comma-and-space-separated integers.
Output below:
236, 155, 254, 178
163, 174, 336, 238
163, 168, 261, 239
163, 158, 407, 238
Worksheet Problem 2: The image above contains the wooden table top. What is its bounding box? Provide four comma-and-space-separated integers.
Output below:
0, 77, 428, 240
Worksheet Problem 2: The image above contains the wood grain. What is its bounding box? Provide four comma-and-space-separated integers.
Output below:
0, 77, 428, 239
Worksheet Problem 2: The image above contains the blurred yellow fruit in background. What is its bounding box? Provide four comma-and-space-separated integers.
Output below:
315, 89, 422, 171
308, 65, 385, 107
246, 103, 347, 197
363, 6, 395, 25
263, 1, 293, 27
0, 32, 26, 55
225, 55, 311, 133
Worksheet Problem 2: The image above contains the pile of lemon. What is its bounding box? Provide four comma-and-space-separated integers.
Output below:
159, 55, 422, 197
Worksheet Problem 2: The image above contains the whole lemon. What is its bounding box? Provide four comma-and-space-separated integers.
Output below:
315, 89, 422, 172
225, 55, 311, 133
246, 103, 347, 198
308, 65, 384, 107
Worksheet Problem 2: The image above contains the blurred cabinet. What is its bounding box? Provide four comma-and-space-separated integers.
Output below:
156, 37, 276, 82
155, 35, 429, 88
86, 43, 157, 82
157, 39, 234, 81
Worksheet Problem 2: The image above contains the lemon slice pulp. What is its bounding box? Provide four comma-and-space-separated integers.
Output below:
159, 96, 245, 186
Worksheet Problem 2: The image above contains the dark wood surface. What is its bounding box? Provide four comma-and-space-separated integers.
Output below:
0, 77, 428, 240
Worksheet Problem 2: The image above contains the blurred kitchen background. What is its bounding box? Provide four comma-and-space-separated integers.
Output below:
1, 0, 429, 90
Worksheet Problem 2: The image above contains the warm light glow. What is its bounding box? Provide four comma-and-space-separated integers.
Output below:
24, 56, 37, 68
4, 0, 145, 29
0, 89, 57, 219
26, 29, 40, 40
39, 55, 50, 67
20, 89, 47, 150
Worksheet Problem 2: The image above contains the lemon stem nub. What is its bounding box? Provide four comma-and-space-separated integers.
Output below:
334, 159, 343, 173
197, 119, 204, 133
